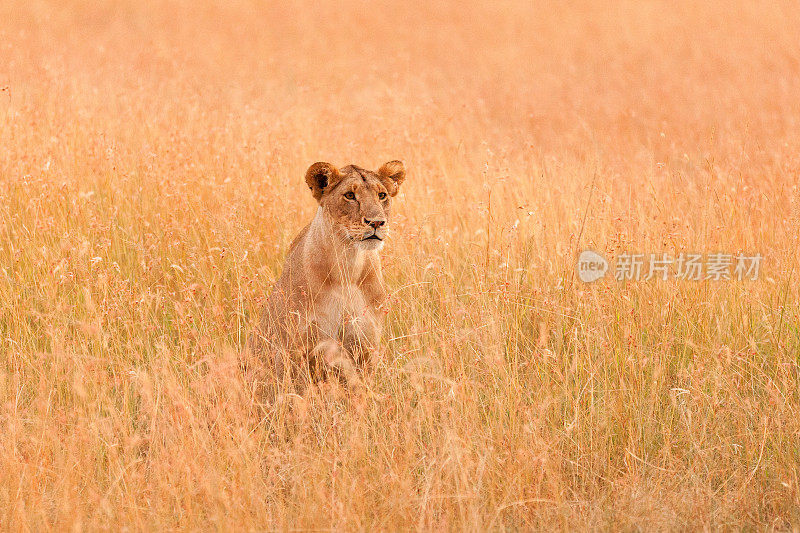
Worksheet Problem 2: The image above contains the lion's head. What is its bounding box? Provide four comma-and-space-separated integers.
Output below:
305, 161, 405, 250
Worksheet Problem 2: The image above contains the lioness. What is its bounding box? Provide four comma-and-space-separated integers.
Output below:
248, 160, 405, 391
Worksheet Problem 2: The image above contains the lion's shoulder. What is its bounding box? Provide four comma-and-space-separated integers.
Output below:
287, 222, 311, 254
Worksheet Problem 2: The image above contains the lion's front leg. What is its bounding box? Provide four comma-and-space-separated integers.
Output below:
311, 339, 363, 390
341, 309, 383, 371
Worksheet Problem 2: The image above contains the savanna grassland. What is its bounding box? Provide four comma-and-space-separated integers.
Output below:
1, 0, 800, 530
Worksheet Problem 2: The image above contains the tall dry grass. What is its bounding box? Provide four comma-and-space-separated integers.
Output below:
1, 0, 799, 529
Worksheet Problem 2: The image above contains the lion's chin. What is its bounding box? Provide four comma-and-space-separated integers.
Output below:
356, 238, 384, 251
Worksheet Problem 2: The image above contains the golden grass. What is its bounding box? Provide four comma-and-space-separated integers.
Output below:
1, 0, 799, 529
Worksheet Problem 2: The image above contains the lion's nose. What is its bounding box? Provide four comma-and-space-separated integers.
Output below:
364, 217, 386, 229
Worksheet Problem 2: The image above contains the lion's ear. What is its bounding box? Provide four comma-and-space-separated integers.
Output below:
378, 160, 405, 196
305, 162, 341, 201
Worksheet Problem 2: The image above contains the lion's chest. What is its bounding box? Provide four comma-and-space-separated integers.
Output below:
314, 284, 380, 345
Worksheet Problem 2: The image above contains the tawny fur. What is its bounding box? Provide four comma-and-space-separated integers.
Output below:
248, 161, 405, 391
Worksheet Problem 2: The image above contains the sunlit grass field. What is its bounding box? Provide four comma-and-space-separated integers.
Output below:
1, 0, 799, 529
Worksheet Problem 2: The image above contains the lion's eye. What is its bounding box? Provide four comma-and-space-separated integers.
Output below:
378, 192, 387, 200
344, 191, 356, 200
